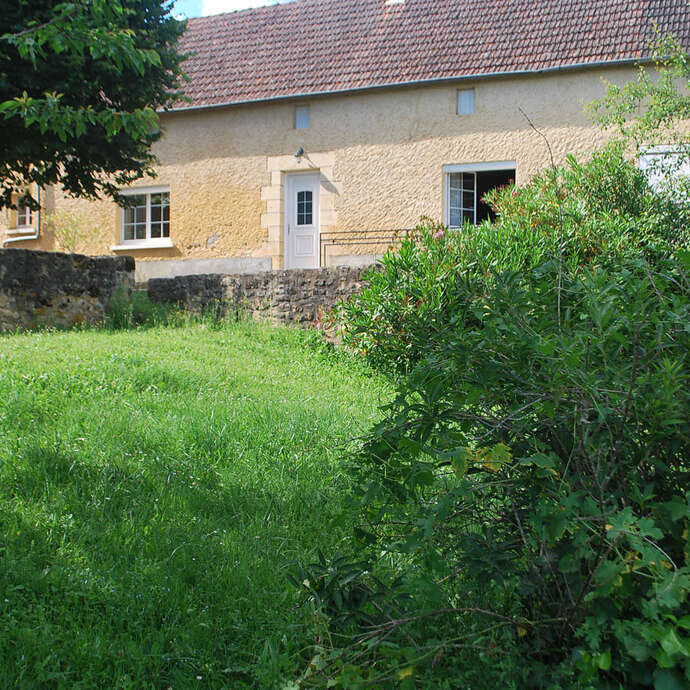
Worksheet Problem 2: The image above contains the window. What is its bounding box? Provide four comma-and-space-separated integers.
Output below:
10, 187, 37, 230
457, 89, 475, 115
296, 190, 313, 225
444, 162, 515, 226
120, 188, 170, 244
16, 205, 32, 228
295, 105, 310, 130
447, 172, 476, 226
639, 146, 690, 193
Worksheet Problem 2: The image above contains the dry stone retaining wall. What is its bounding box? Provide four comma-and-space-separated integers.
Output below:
147, 266, 372, 325
0, 249, 134, 332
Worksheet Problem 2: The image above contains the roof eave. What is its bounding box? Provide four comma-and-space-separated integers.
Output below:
164, 56, 650, 114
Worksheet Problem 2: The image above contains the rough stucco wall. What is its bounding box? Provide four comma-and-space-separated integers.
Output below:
1, 65, 653, 268
0, 249, 134, 332
328, 71, 620, 232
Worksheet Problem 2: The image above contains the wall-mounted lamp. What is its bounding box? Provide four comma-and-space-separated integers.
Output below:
294, 146, 304, 163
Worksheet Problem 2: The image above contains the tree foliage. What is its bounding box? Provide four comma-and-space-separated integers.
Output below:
0, 0, 187, 210
589, 36, 690, 151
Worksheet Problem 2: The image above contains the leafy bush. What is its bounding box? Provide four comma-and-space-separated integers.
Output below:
338, 252, 690, 687
298, 145, 690, 688
338, 146, 689, 374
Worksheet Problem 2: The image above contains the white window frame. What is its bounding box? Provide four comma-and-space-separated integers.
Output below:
443, 161, 516, 227
113, 186, 172, 250
446, 171, 477, 226
8, 185, 39, 234
639, 145, 690, 193
16, 206, 32, 228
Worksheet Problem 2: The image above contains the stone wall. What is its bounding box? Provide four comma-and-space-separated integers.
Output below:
0, 249, 134, 332
147, 266, 372, 325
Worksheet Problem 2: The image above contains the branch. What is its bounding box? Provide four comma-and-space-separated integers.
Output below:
519, 107, 566, 332
0, 6, 79, 43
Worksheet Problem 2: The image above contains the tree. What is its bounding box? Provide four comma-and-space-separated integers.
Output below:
589, 36, 690, 150
0, 0, 187, 210
589, 36, 690, 196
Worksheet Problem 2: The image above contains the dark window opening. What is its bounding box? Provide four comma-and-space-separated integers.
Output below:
476, 169, 515, 223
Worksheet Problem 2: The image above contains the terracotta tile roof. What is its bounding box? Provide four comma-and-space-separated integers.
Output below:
176, 0, 690, 109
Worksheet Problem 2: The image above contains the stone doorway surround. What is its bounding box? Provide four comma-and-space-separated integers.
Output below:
260, 152, 337, 269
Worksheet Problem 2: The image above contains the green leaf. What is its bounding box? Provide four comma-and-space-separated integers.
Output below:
520, 452, 557, 469
664, 496, 689, 522
595, 649, 612, 670
660, 629, 690, 658
654, 669, 686, 690
544, 511, 569, 543
656, 648, 677, 669
676, 616, 690, 630
482, 442, 512, 472
676, 249, 690, 272
449, 448, 469, 478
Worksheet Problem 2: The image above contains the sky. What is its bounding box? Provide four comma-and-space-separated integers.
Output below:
172, 0, 291, 18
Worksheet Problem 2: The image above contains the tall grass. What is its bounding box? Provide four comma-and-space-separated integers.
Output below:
0, 322, 390, 688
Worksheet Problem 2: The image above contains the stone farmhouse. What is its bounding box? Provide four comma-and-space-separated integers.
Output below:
2, 0, 689, 281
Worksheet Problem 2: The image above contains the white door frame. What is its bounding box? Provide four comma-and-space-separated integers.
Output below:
284, 172, 320, 269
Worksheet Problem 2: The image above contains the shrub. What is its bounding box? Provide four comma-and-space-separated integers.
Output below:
337, 252, 690, 688
338, 146, 689, 375
42, 209, 101, 253
106, 286, 136, 329
299, 146, 690, 688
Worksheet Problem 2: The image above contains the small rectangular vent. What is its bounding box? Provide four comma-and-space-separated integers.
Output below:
295, 105, 310, 129
457, 89, 475, 115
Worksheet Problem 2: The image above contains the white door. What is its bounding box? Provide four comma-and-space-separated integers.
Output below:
285, 173, 320, 268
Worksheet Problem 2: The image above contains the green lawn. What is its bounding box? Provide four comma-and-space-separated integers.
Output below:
0, 323, 390, 688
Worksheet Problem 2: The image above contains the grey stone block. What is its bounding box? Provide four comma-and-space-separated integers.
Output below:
135, 257, 271, 284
